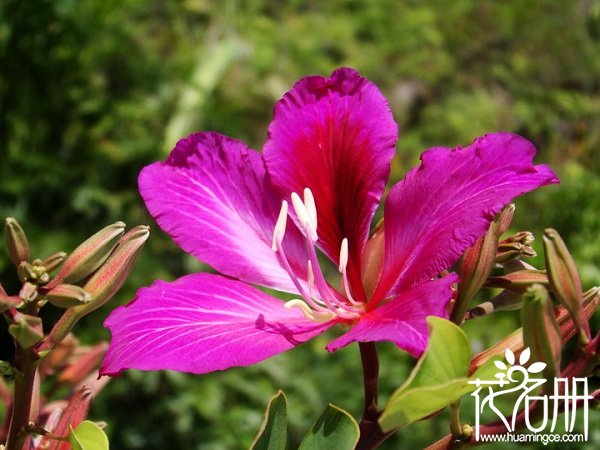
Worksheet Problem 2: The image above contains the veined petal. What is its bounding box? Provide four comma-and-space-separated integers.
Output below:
101, 274, 334, 375
139, 132, 308, 293
375, 132, 559, 301
326, 274, 458, 357
263, 68, 398, 299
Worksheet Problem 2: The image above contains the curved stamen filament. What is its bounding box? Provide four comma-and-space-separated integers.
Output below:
338, 238, 361, 306
274, 190, 363, 322
284, 299, 336, 323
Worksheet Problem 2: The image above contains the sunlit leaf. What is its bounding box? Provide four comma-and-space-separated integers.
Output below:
298, 404, 359, 450
250, 390, 287, 450
379, 317, 472, 431
69, 420, 109, 450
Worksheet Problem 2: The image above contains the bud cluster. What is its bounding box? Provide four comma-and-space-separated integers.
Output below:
453, 206, 599, 384
1, 218, 148, 449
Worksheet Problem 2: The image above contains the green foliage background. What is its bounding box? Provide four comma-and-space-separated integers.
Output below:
1, 0, 599, 448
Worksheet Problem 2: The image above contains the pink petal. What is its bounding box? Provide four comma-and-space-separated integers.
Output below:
374, 132, 559, 300
263, 68, 398, 299
101, 274, 334, 375
326, 274, 458, 357
139, 132, 308, 293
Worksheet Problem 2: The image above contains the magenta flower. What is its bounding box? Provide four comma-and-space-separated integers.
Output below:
100, 68, 558, 376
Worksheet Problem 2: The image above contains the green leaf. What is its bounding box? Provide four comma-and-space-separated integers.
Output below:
298, 404, 359, 450
69, 420, 109, 450
379, 317, 472, 431
250, 390, 288, 450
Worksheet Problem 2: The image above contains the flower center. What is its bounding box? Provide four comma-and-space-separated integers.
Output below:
272, 188, 363, 323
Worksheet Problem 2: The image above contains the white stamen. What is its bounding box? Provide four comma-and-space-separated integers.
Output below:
272, 200, 289, 251
338, 238, 349, 272
303, 188, 318, 234
291, 191, 318, 242
307, 260, 315, 291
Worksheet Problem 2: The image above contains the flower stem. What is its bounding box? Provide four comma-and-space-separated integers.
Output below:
356, 342, 393, 450
449, 402, 462, 438
5, 346, 38, 450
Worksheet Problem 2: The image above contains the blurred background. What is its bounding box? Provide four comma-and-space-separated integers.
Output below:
1, 0, 599, 448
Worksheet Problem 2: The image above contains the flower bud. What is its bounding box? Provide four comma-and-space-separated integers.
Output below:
8, 312, 44, 349
467, 290, 522, 318
543, 228, 590, 345
41, 251, 67, 273
19, 282, 38, 303
451, 214, 501, 323
80, 225, 149, 311
484, 269, 549, 293
4, 218, 30, 266
498, 203, 516, 235
45, 284, 92, 308
522, 284, 562, 378
496, 241, 537, 263
45, 222, 126, 289
38, 226, 149, 353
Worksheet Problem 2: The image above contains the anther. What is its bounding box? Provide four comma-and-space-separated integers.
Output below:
338, 238, 349, 273
291, 191, 318, 242
272, 200, 289, 251
303, 188, 318, 234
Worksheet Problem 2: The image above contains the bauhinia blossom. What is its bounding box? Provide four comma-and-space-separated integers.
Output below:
100, 68, 558, 376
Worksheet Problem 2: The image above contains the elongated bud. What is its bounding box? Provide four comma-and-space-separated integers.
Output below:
484, 269, 549, 293
451, 214, 501, 323
81, 225, 149, 309
46, 284, 92, 308
38, 226, 149, 353
543, 228, 590, 345
466, 290, 522, 318
45, 222, 126, 290
496, 232, 536, 263
9, 312, 44, 349
498, 204, 516, 235
5, 218, 30, 266
42, 251, 67, 273
522, 284, 561, 378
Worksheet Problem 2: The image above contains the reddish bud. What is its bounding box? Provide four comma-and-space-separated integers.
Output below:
498, 203, 516, 235
46, 284, 92, 308
484, 269, 549, 293
45, 222, 126, 289
451, 214, 501, 323
42, 252, 67, 273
